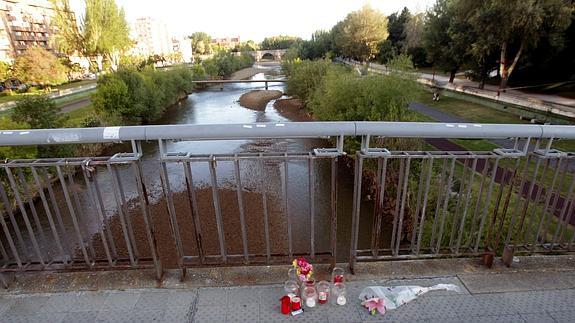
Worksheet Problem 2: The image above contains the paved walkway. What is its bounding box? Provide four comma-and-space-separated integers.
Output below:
1, 275, 575, 322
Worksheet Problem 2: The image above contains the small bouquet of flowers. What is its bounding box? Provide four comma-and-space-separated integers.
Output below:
292, 257, 313, 282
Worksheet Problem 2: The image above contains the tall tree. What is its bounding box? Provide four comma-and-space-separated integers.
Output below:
189, 32, 213, 55
463, 0, 573, 89
423, 0, 472, 82
334, 5, 389, 62
12, 46, 68, 85
387, 7, 411, 53
51, 0, 132, 72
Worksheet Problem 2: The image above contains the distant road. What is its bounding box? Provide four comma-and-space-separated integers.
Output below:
60, 98, 91, 113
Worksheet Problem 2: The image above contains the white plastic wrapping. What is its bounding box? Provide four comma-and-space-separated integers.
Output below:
359, 284, 460, 310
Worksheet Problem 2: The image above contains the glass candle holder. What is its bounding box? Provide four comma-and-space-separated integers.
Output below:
284, 280, 299, 298
332, 267, 345, 283
332, 282, 347, 306
288, 267, 298, 282
317, 281, 330, 305
302, 285, 318, 308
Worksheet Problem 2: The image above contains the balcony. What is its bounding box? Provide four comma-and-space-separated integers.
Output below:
0, 121, 574, 284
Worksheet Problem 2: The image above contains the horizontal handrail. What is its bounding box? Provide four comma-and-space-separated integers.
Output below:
0, 122, 574, 146
192, 79, 287, 83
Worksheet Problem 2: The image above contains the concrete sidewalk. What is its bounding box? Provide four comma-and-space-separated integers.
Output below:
1, 256, 575, 322
1, 275, 575, 322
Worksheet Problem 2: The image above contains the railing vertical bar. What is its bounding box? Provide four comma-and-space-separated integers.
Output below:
66, 167, 96, 261
0, 181, 26, 260
5, 167, 44, 265
282, 153, 293, 259
233, 157, 249, 263
330, 156, 338, 267
106, 163, 136, 265
209, 156, 227, 263
450, 158, 470, 249
55, 165, 89, 265
505, 155, 532, 245
550, 175, 575, 249
30, 166, 67, 264
111, 166, 139, 259
183, 161, 204, 264
411, 157, 427, 252
467, 158, 490, 249
455, 158, 477, 254
435, 158, 456, 254
308, 155, 315, 259
0, 193, 21, 267
40, 167, 71, 255
16, 168, 46, 245
390, 158, 406, 252
89, 170, 118, 259
158, 158, 185, 277
131, 161, 162, 278
372, 157, 388, 257
490, 162, 520, 255
394, 157, 411, 257
0, 238, 7, 262
259, 157, 271, 264
474, 158, 501, 253
542, 159, 570, 243
524, 159, 550, 247
430, 159, 448, 251
513, 157, 542, 248
80, 164, 113, 265
349, 153, 363, 273
533, 158, 562, 249
416, 157, 434, 255
370, 158, 383, 257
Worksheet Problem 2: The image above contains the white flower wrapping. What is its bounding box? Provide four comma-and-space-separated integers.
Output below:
358, 284, 460, 311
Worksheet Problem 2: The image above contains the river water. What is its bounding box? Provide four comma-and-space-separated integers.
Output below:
2, 63, 379, 267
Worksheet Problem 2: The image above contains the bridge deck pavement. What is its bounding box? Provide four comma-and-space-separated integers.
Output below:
1, 256, 575, 322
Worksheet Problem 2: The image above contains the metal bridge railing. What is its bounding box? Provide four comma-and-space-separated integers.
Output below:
0, 122, 574, 282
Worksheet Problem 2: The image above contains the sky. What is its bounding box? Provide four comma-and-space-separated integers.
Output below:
70, 0, 436, 41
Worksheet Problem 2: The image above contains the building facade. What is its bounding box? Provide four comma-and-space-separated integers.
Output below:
211, 36, 240, 50
0, 0, 69, 63
132, 17, 172, 57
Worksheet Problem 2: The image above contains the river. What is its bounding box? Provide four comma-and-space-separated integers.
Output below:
1, 63, 379, 268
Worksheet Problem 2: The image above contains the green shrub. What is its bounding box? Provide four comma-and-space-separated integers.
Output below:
201, 51, 255, 78
283, 59, 338, 105
92, 65, 194, 125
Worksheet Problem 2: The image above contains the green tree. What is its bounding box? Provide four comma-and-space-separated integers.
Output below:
11, 96, 67, 128
334, 5, 389, 62
461, 0, 573, 89
190, 32, 213, 55
423, 0, 471, 82
387, 7, 411, 53
12, 47, 68, 85
260, 35, 302, 50
51, 0, 132, 72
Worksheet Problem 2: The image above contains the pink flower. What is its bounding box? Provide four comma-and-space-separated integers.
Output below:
361, 298, 386, 315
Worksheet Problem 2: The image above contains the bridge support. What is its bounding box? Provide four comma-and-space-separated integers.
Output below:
265, 81, 268, 90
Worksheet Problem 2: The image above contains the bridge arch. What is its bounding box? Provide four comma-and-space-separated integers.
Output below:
249, 49, 287, 61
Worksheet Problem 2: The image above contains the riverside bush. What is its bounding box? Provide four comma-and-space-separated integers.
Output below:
283, 59, 337, 105
93, 65, 193, 124
201, 51, 255, 78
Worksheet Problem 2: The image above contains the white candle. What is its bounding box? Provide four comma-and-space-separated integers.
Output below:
306, 297, 316, 308
336, 295, 346, 305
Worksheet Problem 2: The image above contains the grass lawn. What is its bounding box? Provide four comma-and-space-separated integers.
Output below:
65, 104, 95, 127
0, 80, 96, 105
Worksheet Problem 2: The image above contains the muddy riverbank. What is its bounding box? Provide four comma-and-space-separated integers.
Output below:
239, 90, 283, 110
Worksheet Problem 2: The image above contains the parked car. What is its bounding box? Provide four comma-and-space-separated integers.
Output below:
2, 78, 28, 91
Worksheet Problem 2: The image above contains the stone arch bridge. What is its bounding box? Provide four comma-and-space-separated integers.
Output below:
246, 49, 287, 61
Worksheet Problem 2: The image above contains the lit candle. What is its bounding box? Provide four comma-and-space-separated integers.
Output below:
318, 291, 328, 304
306, 297, 316, 308
336, 295, 346, 305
